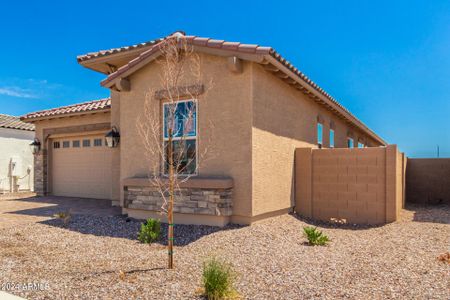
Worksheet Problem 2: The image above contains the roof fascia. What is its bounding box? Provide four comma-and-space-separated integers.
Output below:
78, 47, 155, 74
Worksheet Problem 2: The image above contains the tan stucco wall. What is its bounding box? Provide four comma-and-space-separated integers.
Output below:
117, 53, 253, 218
295, 145, 403, 225
250, 63, 383, 218
110, 91, 121, 203
34, 113, 111, 144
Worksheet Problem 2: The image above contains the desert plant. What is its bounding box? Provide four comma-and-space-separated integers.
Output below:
54, 210, 71, 226
303, 226, 329, 246
137, 218, 161, 244
437, 252, 450, 264
202, 257, 237, 300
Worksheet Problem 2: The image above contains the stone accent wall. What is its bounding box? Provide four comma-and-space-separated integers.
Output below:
124, 186, 233, 216
34, 151, 47, 196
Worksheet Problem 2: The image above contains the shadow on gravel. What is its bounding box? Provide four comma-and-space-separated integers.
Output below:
406, 203, 450, 224
4, 196, 121, 217
40, 214, 243, 246
80, 267, 166, 280
291, 212, 385, 231
6, 196, 242, 246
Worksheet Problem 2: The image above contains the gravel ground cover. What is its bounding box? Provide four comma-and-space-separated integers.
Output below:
0, 204, 448, 299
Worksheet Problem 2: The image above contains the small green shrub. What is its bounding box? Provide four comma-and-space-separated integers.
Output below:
54, 210, 71, 226
137, 218, 161, 244
303, 226, 329, 246
202, 257, 236, 300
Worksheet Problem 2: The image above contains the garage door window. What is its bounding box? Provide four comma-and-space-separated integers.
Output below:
53, 141, 60, 149
62, 141, 70, 148
83, 139, 91, 147
73, 140, 80, 148
94, 138, 102, 147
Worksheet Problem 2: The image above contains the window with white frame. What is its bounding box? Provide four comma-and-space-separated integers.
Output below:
347, 137, 354, 148
163, 100, 197, 175
317, 123, 323, 147
329, 129, 335, 148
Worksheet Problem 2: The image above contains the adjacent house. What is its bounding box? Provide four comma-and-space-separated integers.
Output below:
21, 31, 386, 226
0, 114, 35, 193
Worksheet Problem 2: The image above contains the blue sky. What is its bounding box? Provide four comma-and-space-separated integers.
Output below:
1, 1, 449, 157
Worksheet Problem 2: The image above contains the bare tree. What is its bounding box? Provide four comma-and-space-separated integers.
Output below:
137, 34, 212, 269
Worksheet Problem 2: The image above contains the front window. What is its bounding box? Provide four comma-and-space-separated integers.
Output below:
329, 129, 335, 148
347, 138, 354, 148
163, 100, 197, 175
317, 123, 323, 147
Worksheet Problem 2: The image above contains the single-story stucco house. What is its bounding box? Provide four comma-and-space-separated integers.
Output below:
21, 31, 386, 226
0, 114, 35, 193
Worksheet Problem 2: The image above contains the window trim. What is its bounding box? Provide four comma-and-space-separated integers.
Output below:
161, 99, 198, 176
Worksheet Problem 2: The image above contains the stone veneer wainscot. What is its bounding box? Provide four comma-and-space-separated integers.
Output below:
123, 177, 233, 217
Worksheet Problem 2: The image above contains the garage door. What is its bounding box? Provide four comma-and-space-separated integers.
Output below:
51, 134, 112, 199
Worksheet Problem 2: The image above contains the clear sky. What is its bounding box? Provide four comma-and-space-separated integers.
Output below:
1, 1, 449, 157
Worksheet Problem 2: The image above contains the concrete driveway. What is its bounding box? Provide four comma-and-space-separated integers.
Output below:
0, 194, 121, 230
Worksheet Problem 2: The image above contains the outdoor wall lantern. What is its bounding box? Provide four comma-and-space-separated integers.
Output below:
30, 138, 41, 155
105, 126, 120, 148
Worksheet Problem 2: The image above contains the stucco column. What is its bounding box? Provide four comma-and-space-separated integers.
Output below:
385, 145, 399, 222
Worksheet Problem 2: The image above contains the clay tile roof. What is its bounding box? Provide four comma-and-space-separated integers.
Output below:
21, 98, 111, 121
0, 114, 35, 131
76, 31, 186, 62
81, 31, 385, 145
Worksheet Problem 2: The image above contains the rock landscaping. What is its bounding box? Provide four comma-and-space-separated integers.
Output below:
0, 200, 448, 299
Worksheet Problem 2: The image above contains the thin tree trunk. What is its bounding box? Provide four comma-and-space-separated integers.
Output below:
168, 128, 174, 269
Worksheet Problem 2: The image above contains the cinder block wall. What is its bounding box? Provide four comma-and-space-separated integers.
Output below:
295, 145, 404, 225
406, 158, 450, 204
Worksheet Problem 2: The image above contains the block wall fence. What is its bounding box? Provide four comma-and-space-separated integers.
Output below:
295, 145, 405, 225
406, 158, 450, 205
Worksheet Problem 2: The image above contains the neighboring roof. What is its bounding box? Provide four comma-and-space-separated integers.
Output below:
88, 32, 385, 145
21, 98, 111, 122
0, 114, 35, 131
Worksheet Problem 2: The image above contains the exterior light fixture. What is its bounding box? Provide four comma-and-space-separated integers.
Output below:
30, 138, 41, 155
105, 126, 120, 148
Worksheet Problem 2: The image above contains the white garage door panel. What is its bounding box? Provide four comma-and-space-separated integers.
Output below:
52, 135, 112, 199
